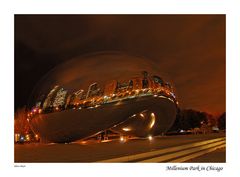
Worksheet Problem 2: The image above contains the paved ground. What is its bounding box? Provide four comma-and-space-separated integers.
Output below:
15, 132, 225, 163
186, 147, 226, 163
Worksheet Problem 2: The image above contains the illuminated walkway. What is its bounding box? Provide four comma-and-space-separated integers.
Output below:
15, 133, 225, 163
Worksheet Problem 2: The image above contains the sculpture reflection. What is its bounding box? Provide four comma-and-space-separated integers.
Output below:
28, 53, 178, 143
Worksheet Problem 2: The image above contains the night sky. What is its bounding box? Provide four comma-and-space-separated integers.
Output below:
14, 15, 225, 114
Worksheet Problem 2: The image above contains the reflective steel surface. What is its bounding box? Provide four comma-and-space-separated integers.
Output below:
28, 53, 178, 143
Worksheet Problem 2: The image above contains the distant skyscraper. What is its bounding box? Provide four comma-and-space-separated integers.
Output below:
132, 77, 142, 90
65, 94, 72, 108
53, 88, 67, 107
74, 89, 84, 99
35, 101, 41, 108
104, 80, 117, 96
43, 85, 59, 109
35, 94, 46, 108
71, 89, 85, 105
86, 83, 100, 98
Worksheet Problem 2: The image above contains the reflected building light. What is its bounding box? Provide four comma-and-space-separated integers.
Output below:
42, 85, 59, 110
149, 113, 156, 129
53, 88, 67, 108
115, 101, 123, 106
167, 98, 174, 103
80, 141, 87, 145
28, 69, 178, 143
122, 127, 131, 131
131, 114, 136, 117
120, 136, 124, 142
158, 95, 165, 99
170, 92, 176, 98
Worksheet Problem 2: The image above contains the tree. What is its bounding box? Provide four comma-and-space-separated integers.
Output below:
14, 107, 31, 135
218, 112, 226, 130
168, 108, 182, 131
181, 109, 208, 130
168, 109, 210, 131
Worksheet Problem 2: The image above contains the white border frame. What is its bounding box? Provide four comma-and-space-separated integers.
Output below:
1, 0, 240, 177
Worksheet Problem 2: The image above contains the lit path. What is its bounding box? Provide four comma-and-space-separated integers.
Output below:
98, 137, 225, 162
15, 132, 225, 163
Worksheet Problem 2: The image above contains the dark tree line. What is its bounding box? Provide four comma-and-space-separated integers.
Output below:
218, 112, 226, 130
169, 108, 226, 132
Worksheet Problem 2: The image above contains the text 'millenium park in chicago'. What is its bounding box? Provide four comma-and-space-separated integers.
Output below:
14, 15, 226, 163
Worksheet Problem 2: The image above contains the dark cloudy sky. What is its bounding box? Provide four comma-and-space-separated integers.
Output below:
14, 15, 225, 114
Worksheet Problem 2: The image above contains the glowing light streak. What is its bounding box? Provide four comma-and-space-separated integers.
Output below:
122, 127, 131, 131
149, 113, 156, 129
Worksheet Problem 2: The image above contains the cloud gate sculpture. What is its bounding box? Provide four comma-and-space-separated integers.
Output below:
27, 52, 178, 143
